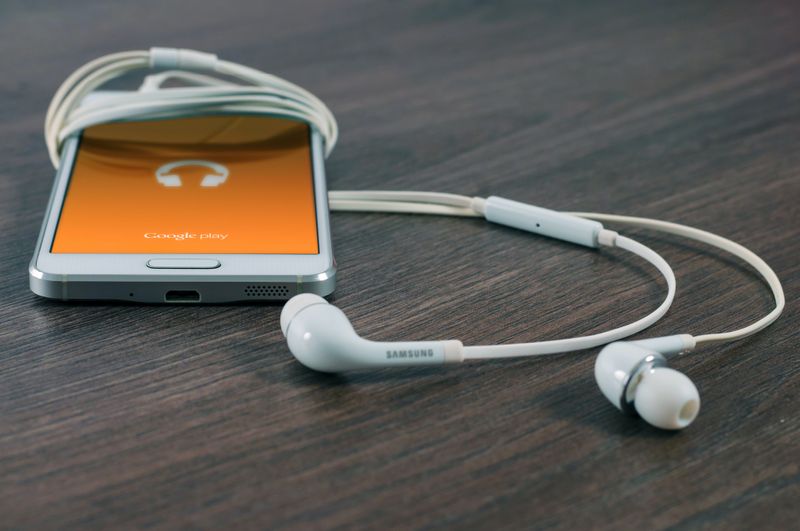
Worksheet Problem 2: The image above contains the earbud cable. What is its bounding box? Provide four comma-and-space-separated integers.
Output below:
563, 212, 784, 345
43, 48, 784, 357
328, 191, 785, 354
45, 49, 338, 167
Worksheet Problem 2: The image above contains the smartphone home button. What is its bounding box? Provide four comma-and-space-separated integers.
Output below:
146, 259, 221, 269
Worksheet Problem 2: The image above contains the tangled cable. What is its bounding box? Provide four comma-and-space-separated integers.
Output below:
45, 48, 338, 168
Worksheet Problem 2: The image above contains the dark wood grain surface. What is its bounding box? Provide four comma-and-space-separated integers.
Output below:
1, 1, 798, 528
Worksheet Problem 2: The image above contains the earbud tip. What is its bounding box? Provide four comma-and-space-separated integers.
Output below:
280, 294, 328, 336
634, 367, 700, 430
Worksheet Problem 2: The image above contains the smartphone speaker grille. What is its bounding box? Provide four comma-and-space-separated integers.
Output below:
244, 284, 290, 299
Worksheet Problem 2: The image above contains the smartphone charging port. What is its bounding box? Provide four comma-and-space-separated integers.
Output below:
165, 290, 201, 303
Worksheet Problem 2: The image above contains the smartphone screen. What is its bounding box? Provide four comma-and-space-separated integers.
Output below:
51, 115, 319, 254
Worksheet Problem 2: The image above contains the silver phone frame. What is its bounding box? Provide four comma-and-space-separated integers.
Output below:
29, 122, 335, 303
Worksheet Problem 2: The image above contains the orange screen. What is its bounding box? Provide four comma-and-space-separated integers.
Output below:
52, 115, 319, 254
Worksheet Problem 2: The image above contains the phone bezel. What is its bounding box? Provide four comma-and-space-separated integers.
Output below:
31, 118, 334, 290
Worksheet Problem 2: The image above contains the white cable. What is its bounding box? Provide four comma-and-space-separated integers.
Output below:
45, 48, 338, 168
564, 212, 785, 345
462, 233, 676, 359
331, 190, 480, 217
138, 70, 237, 91
59, 92, 331, 146
329, 191, 676, 358
328, 191, 784, 352
331, 200, 479, 217
44, 49, 783, 354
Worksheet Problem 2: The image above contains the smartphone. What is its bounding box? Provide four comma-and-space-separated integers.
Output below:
30, 112, 335, 303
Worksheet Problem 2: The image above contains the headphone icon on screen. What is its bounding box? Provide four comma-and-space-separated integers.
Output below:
155, 160, 229, 188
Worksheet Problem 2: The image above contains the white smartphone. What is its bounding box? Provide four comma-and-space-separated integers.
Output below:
30, 111, 335, 303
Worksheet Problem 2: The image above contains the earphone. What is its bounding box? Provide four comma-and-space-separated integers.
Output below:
45, 48, 785, 431
279, 194, 782, 430
154, 160, 229, 187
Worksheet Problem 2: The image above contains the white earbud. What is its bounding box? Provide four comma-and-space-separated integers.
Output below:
594, 337, 700, 430
280, 294, 463, 372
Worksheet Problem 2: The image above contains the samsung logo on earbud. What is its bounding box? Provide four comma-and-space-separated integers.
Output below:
386, 349, 435, 359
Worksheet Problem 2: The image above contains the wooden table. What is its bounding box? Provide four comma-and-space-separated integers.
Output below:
1, 1, 798, 528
